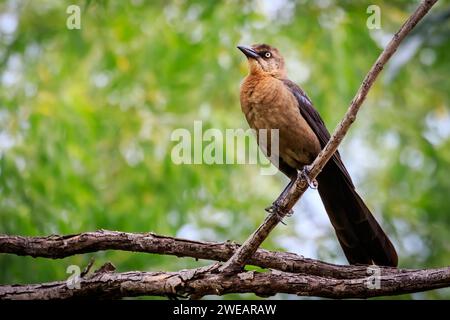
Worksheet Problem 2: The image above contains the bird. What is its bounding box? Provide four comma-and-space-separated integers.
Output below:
237, 43, 398, 267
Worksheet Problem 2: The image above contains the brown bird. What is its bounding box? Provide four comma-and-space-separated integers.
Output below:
238, 43, 398, 267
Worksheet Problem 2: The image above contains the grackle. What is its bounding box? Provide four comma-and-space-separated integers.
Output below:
238, 43, 398, 266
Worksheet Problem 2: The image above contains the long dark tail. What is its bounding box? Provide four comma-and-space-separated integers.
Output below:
317, 161, 398, 267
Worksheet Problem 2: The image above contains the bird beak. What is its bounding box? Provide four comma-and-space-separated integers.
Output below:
237, 45, 259, 59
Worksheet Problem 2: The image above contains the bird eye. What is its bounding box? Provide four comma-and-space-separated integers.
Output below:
264, 52, 271, 58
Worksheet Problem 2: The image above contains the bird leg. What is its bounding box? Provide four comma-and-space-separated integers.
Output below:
265, 177, 296, 221
299, 165, 318, 189
265, 165, 318, 221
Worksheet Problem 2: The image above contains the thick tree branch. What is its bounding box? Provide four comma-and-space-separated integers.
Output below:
0, 230, 421, 280
1, 231, 449, 299
1, 263, 449, 300
219, 0, 439, 273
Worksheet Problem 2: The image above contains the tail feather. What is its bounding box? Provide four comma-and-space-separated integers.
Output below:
317, 162, 398, 267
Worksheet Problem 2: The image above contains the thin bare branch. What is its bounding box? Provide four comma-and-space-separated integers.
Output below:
219, 0, 439, 273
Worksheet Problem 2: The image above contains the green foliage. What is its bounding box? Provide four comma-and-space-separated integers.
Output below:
0, 0, 448, 299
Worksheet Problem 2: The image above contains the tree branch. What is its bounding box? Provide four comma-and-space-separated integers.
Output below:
0, 230, 423, 279
219, 0, 439, 273
1, 263, 449, 300
1, 231, 449, 299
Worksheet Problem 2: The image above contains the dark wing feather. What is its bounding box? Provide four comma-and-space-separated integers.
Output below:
281, 79, 398, 266
281, 79, 354, 187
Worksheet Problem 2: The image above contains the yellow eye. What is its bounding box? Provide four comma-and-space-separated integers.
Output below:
264, 52, 271, 58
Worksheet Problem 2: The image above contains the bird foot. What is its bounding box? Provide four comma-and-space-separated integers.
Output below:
300, 165, 318, 189
265, 202, 293, 225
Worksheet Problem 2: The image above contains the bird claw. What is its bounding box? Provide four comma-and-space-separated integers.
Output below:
264, 204, 275, 213
265, 202, 293, 225
300, 166, 318, 189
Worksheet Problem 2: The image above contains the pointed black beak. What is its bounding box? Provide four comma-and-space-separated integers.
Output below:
237, 45, 259, 59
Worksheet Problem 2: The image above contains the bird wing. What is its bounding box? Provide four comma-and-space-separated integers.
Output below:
282, 79, 398, 266
281, 79, 354, 187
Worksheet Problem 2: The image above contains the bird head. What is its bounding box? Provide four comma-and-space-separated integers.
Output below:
237, 44, 286, 78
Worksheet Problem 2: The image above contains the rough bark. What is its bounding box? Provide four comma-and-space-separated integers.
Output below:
0, 230, 421, 279
1, 263, 449, 300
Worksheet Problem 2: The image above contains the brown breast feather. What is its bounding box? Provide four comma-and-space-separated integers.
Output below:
240, 74, 321, 169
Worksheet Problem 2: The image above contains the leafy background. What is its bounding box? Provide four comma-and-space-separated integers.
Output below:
0, 0, 449, 299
